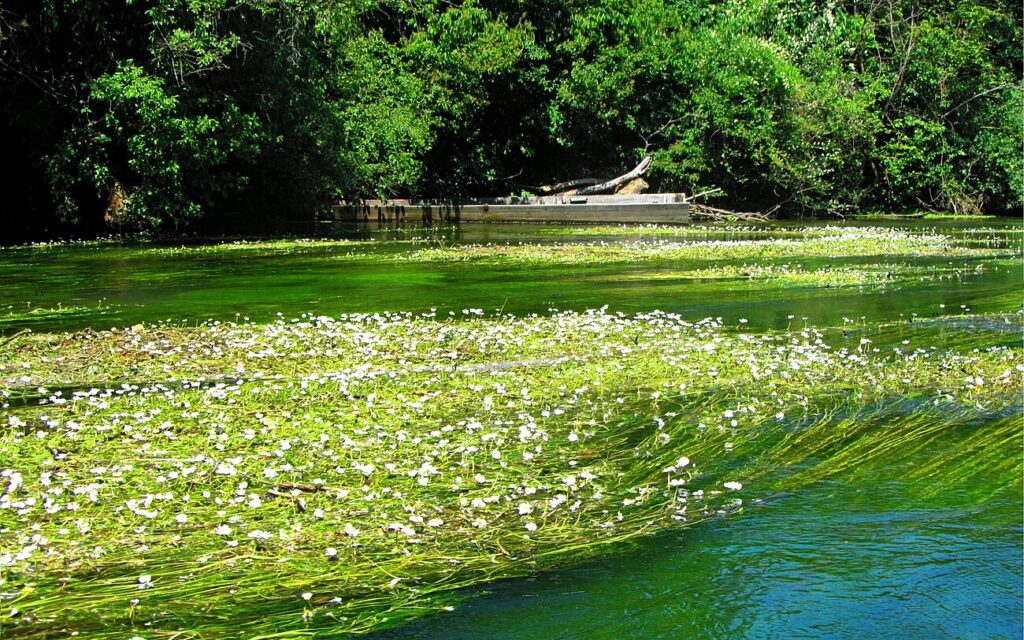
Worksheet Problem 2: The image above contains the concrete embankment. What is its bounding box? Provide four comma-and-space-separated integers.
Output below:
326, 194, 691, 225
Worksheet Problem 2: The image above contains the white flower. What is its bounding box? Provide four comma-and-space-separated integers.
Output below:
343, 523, 360, 537
174, 513, 187, 524
676, 456, 690, 468
301, 592, 313, 601
472, 518, 489, 528
426, 518, 444, 527
524, 522, 537, 532
517, 502, 534, 515
324, 547, 338, 558
567, 432, 579, 442
353, 462, 375, 476
214, 462, 237, 476
724, 481, 743, 491
247, 530, 272, 541
214, 524, 232, 536
137, 574, 153, 590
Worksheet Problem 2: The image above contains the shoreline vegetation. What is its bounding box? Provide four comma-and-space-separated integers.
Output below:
3, 1, 1021, 240
2, 308, 1021, 638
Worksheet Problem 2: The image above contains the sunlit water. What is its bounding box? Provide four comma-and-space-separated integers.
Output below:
371, 474, 1021, 639
1, 220, 1021, 335
1, 219, 1021, 638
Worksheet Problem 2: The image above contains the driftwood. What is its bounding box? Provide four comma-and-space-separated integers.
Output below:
678, 186, 775, 222
532, 158, 776, 222
577, 156, 653, 195
530, 156, 652, 196
615, 177, 648, 195
689, 204, 772, 222
537, 177, 602, 194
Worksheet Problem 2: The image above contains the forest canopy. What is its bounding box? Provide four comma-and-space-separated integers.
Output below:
1, 0, 1020, 236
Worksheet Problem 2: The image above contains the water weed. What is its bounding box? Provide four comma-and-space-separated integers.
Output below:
1, 309, 1020, 637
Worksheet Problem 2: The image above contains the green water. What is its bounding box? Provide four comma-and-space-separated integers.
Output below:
2, 220, 1021, 638
2, 220, 1021, 335
372, 455, 1021, 639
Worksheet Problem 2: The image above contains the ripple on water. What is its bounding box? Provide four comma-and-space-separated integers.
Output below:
371, 474, 1022, 640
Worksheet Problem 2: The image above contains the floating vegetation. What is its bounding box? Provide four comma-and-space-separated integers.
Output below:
1, 309, 1020, 638
534, 223, 1023, 238
148, 239, 378, 257
398, 232, 1013, 266
605, 262, 982, 288
0, 303, 118, 333
0, 224, 1020, 637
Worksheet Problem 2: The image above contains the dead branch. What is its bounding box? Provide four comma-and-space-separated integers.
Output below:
640, 117, 684, 152
577, 156, 653, 195
942, 83, 1017, 119
685, 187, 724, 201
689, 204, 773, 222
537, 177, 602, 194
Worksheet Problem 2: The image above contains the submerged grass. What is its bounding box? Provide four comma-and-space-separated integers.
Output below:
1, 308, 1020, 638
396, 233, 1014, 265
533, 223, 1023, 238
0, 226, 1020, 637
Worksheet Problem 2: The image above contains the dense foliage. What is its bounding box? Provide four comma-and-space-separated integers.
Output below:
2, 0, 1020, 236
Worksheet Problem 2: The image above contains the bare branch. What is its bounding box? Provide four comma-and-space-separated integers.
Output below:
942, 83, 1017, 119
640, 117, 684, 152
577, 156, 653, 195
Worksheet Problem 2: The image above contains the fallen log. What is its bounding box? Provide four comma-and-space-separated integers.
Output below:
615, 177, 649, 195
577, 156, 653, 195
537, 177, 602, 194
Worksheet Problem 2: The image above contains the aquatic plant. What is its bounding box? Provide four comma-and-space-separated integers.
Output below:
397, 232, 1014, 266
1, 309, 1020, 637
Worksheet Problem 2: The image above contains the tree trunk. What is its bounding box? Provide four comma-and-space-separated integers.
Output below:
615, 177, 649, 194
538, 177, 602, 194
577, 156, 653, 195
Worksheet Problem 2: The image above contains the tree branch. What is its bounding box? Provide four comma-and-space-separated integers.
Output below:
577, 156, 653, 195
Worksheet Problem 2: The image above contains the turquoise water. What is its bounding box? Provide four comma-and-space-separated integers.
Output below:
372, 447, 1021, 639
1, 220, 1021, 638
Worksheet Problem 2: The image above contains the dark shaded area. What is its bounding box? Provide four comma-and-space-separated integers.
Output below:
1, 0, 1021, 240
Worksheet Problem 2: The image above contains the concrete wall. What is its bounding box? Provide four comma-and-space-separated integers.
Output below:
327, 200, 690, 225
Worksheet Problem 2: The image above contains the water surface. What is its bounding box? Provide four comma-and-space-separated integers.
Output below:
1, 220, 1020, 638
